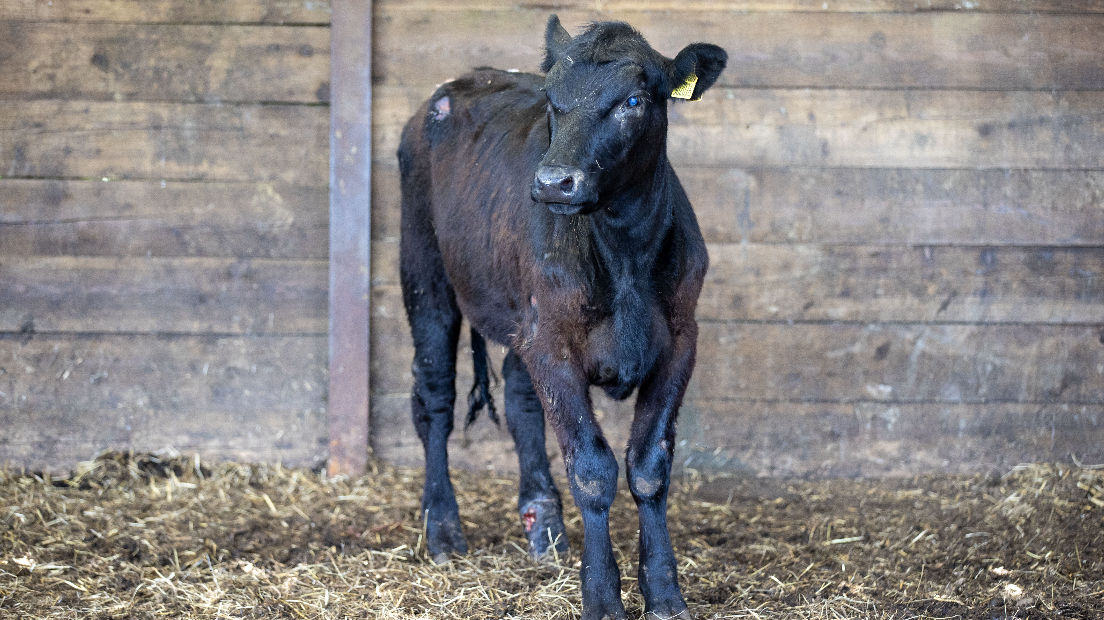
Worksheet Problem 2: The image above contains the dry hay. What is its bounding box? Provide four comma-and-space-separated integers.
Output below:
1, 450, 1102, 619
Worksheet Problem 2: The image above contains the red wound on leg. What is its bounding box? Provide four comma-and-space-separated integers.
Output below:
523, 507, 538, 532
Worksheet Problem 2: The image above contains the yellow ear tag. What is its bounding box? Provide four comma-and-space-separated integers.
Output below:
670, 71, 698, 100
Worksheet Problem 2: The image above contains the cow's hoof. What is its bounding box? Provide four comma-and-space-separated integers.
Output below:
644, 608, 693, 620
520, 498, 568, 559
425, 516, 468, 559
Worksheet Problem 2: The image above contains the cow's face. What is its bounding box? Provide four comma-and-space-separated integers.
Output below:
531, 16, 727, 215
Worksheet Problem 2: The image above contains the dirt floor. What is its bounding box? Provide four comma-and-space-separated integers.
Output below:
1, 451, 1102, 619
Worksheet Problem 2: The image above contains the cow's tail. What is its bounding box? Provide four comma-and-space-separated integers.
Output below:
465, 328, 500, 428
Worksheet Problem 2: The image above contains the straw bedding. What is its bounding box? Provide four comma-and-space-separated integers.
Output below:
2, 450, 1101, 619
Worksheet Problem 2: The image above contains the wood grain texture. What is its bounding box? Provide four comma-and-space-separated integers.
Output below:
376, 0, 1104, 13
0, 256, 327, 334
373, 10, 1104, 89
0, 23, 330, 103
370, 164, 1104, 246
0, 407, 327, 472
367, 310, 1104, 405
690, 323, 1104, 404
678, 400, 1104, 478
368, 241, 1104, 324
372, 86, 1104, 170
0, 334, 326, 414
370, 396, 1104, 478
326, 0, 373, 476
674, 167, 1104, 247
0, 179, 328, 259
0, 101, 328, 183
0, 0, 333, 24
700, 244, 1104, 324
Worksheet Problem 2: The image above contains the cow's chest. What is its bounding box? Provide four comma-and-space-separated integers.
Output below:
583, 300, 670, 400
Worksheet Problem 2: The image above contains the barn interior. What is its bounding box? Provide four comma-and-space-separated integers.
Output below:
1, 1, 1102, 618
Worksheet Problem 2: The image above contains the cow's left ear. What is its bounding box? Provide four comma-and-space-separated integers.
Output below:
666, 43, 727, 101
541, 15, 573, 73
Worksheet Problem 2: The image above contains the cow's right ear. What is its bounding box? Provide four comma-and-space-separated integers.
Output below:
541, 15, 572, 73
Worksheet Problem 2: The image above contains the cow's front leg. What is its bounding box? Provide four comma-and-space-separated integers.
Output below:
626, 328, 698, 620
535, 361, 625, 620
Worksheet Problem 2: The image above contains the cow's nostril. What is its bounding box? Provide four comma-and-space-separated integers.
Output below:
557, 177, 574, 193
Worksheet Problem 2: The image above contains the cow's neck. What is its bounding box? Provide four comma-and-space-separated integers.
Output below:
541, 154, 672, 310
589, 155, 672, 294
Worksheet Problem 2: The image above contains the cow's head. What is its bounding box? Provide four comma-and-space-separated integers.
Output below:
531, 15, 727, 215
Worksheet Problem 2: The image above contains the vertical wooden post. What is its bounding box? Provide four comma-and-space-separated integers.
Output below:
328, 0, 373, 476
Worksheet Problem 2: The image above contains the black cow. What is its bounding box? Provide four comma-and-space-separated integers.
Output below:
398, 15, 726, 620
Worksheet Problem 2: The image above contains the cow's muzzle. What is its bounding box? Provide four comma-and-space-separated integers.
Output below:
531, 165, 597, 213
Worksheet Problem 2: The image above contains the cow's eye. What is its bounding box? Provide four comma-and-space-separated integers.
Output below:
627, 96, 640, 107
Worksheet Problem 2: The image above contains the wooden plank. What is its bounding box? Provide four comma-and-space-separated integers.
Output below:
372, 87, 1104, 170
700, 244, 1104, 324
369, 165, 1104, 246
0, 179, 328, 259
0, 256, 327, 334
668, 88, 1104, 169
675, 167, 1104, 247
6, 0, 1102, 22
368, 240, 1104, 324
0, 334, 326, 415
327, 0, 373, 476
678, 400, 1104, 478
0, 101, 328, 183
690, 323, 1104, 404
373, 10, 1104, 89
375, 0, 1104, 14
0, 407, 327, 473
366, 284, 1104, 476
0, 23, 330, 103
371, 396, 1104, 478
366, 313, 1104, 404
0, 0, 333, 24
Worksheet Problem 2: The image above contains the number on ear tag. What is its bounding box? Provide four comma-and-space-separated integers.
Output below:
670, 72, 698, 100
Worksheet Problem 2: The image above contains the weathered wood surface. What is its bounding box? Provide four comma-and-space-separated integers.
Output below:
0, 256, 327, 334
375, 0, 1104, 13
6, 0, 1104, 22
672, 167, 1104, 247
374, 10, 1104, 89
0, 406, 327, 473
0, 0, 333, 24
371, 395, 1104, 478
0, 180, 328, 259
371, 165, 1104, 246
0, 23, 330, 103
700, 244, 1104, 324
0, 334, 326, 413
0, 101, 328, 183
678, 400, 1104, 478
326, 0, 373, 476
368, 241, 1104, 324
368, 312, 1104, 405
373, 87, 1104, 170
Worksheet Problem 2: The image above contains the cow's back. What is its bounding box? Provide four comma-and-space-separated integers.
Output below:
398, 69, 551, 345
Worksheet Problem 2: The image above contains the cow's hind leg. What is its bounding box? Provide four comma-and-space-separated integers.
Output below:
399, 128, 466, 563
403, 270, 465, 563
503, 350, 567, 558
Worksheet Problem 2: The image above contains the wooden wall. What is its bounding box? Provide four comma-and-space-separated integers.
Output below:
368, 1, 1104, 478
3, 1, 1102, 478
0, 1, 333, 471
